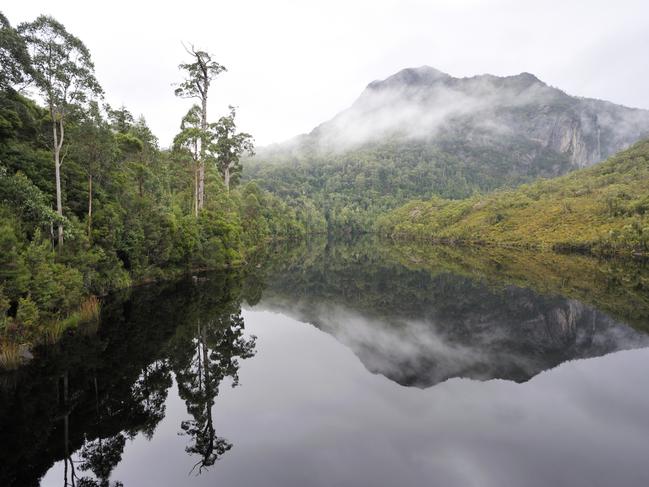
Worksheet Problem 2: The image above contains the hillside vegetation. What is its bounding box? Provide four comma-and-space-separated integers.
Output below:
378, 139, 649, 256
246, 136, 570, 235
0, 12, 324, 355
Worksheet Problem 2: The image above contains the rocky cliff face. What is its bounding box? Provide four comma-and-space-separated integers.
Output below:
302, 66, 649, 170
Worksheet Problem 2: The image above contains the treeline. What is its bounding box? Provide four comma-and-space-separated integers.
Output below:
377, 138, 649, 256
0, 12, 325, 348
244, 133, 571, 235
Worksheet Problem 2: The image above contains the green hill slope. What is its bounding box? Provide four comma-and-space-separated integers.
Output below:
377, 139, 649, 256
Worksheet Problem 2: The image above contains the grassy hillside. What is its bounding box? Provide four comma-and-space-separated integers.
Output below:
378, 139, 649, 255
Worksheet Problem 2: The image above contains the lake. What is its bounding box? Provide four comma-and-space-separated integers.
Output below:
2, 239, 649, 487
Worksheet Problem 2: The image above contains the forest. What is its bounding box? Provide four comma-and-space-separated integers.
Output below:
0, 12, 325, 357
244, 134, 571, 235
377, 138, 649, 256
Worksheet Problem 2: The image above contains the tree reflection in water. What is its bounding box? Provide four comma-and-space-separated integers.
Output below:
0, 271, 257, 487
172, 308, 256, 473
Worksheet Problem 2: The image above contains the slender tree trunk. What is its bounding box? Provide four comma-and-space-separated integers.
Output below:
194, 163, 199, 217
87, 174, 93, 239
52, 112, 65, 248
223, 165, 230, 192
198, 96, 208, 210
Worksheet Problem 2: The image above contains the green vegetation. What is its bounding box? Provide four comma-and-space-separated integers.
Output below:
378, 139, 649, 256
0, 12, 324, 356
2, 10, 648, 364
245, 136, 570, 235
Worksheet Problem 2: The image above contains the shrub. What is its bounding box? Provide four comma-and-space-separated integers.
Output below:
16, 295, 39, 327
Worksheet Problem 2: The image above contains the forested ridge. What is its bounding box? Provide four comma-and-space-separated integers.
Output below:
378, 138, 649, 255
0, 11, 324, 358
244, 136, 571, 235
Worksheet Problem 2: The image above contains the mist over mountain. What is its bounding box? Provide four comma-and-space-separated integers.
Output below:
265, 66, 649, 168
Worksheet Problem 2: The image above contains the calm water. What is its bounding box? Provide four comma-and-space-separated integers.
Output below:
2, 239, 649, 486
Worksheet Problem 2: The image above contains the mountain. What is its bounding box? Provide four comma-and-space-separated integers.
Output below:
306, 66, 649, 169
378, 138, 649, 256
267, 66, 649, 167
245, 67, 649, 233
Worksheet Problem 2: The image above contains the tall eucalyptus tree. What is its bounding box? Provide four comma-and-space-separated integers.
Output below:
173, 105, 203, 216
175, 46, 226, 210
19, 15, 103, 247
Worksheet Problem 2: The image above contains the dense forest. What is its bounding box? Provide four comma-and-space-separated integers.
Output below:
378, 138, 649, 255
0, 12, 324, 357
244, 136, 570, 235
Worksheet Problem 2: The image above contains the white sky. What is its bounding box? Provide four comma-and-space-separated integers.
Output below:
4, 0, 649, 147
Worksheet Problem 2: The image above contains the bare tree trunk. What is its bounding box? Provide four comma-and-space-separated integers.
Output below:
194, 164, 199, 217
87, 173, 93, 239
198, 96, 208, 210
52, 113, 65, 248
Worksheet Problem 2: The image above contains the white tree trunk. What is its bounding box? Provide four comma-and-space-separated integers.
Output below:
198, 95, 208, 210
88, 173, 92, 238
52, 114, 64, 248
224, 166, 230, 192
194, 163, 199, 217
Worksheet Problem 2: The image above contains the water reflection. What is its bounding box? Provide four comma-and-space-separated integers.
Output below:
0, 238, 648, 486
255, 239, 649, 387
260, 272, 649, 387
170, 309, 255, 473
0, 274, 256, 486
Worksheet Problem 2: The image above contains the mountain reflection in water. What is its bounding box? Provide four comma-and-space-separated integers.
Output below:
1, 238, 648, 487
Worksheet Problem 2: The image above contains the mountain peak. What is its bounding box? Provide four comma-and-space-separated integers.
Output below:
367, 66, 450, 90
510, 71, 545, 87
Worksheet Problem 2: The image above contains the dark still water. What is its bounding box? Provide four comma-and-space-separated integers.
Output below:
2, 240, 649, 487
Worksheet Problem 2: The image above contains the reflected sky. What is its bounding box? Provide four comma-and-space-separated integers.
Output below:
41, 309, 649, 487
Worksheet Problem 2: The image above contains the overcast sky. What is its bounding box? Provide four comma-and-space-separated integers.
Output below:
4, 0, 649, 147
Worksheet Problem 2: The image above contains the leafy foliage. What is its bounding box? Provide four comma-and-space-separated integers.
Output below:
0, 12, 317, 349
0, 12, 33, 90
244, 136, 572, 235
378, 139, 649, 256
